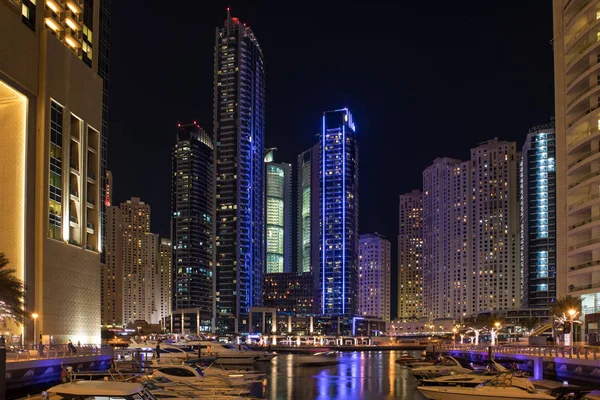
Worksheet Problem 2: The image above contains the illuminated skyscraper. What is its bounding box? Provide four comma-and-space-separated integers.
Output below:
320, 108, 359, 317
214, 10, 266, 333
358, 233, 391, 322
553, 0, 600, 319
0, 0, 109, 344
397, 190, 423, 321
297, 144, 320, 275
264, 149, 292, 274
521, 123, 557, 308
158, 239, 173, 324
171, 123, 214, 331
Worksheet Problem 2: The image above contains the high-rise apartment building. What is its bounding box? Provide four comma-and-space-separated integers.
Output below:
120, 198, 159, 324
397, 190, 423, 321
553, 0, 600, 317
264, 149, 292, 273
263, 272, 314, 315
102, 204, 122, 326
358, 234, 391, 322
423, 158, 472, 320
171, 123, 214, 331
320, 108, 359, 317
297, 144, 320, 276
158, 239, 172, 324
0, 0, 109, 343
423, 140, 520, 320
214, 10, 266, 333
521, 123, 557, 308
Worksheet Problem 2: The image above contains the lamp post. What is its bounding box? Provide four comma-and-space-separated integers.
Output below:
32, 313, 38, 347
494, 321, 501, 346
568, 309, 577, 346
452, 327, 457, 349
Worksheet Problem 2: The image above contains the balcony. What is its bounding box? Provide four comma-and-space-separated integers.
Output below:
567, 103, 600, 129
567, 80, 600, 111
568, 169, 600, 190
66, 1, 83, 14
86, 222, 94, 233
568, 127, 600, 153
569, 258, 600, 273
568, 281, 600, 293
568, 236, 600, 252
567, 148, 600, 172
565, 0, 596, 30
568, 192, 600, 213
569, 214, 600, 231
70, 189, 79, 198
86, 197, 95, 207
566, 17, 600, 51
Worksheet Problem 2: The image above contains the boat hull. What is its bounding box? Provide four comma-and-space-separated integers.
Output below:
417, 386, 555, 400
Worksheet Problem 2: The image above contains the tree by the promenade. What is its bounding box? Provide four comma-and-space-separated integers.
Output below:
0, 252, 28, 326
550, 295, 582, 318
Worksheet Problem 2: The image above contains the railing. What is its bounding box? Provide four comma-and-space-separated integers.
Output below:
567, 80, 599, 109
568, 148, 600, 169
569, 281, 600, 292
569, 214, 600, 230
569, 258, 600, 272
568, 192, 600, 210
568, 127, 600, 150
5, 344, 113, 362
565, 0, 595, 31
568, 236, 600, 251
568, 169, 600, 189
566, 17, 600, 50
567, 103, 600, 128
440, 343, 600, 360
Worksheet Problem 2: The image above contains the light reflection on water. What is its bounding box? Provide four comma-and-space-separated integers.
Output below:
253, 350, 427, 400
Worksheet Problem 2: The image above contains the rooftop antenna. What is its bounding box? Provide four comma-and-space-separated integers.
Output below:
226, 7, 231, 20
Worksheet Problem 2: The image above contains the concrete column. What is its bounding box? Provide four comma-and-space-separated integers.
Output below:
262, 312, 266, 334
533, 357, 544, 380
271, 313, 277, 333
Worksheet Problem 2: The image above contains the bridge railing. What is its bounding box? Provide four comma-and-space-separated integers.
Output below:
439, 343, 600, 360
5, 344, 113, 362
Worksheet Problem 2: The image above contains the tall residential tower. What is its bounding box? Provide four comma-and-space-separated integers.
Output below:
171, 123, 214, 331
358, 233, 391, 322
521, 123, 557, 308
397, 190, 423, 321
320, 108, 359, 317
214, 10, 266, 333
297, 144, 320, 276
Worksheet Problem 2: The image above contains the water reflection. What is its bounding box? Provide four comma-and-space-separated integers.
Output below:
254, 350, 427, 400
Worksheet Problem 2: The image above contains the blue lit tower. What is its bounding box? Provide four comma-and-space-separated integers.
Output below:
214, 9, 266, 334
520, 122, 556, 308
320, 108, 359, 317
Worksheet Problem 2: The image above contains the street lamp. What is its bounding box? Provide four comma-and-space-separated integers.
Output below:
452, 327, 457, 349
494, 321, 501, 346
32, 313, 39, 346
568, 309, 577, 346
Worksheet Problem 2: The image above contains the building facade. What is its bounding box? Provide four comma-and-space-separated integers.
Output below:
358, 233, 391, 322
320, 108, 359, 317
264, 149, 292, 273
214, 10, 266, 333
297, 144, 320, 275
397, 190, 423, 321
423, 140, 520, 321
158, 239, 172, 325
119, 198, 159, 324
263, 272, 314, 315
0, 0, 109, 344
521, 123, 557, 308
171, 123, 214, 331
553, 0, 600, 318
102, 205, 122, 326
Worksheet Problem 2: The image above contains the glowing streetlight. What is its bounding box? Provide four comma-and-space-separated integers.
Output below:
452, 327, 457, 348
32, 313, 39, 346
567, 309, 578, 346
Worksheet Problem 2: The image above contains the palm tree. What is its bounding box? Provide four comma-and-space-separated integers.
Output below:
0, 253, 28, 326
550, 295, 582, 318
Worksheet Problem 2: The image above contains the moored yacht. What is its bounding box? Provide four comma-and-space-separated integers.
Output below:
412, 356, 472, 379
43, 381, 157, 400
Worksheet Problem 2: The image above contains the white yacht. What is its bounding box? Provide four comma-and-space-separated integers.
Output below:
420, 360, 509, 387
412, 357, 473, 379
152, 364, 263, 386
417, 374, 555, 400
43, 381, 157, 400
174, 341, 275, 364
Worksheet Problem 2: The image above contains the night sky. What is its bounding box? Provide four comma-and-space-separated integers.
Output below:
109, 1, 554, 318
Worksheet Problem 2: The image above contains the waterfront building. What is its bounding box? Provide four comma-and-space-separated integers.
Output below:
297, 144, 320, 275
521, 123, 557, 308
158, 239, 172, 325
214, 10, 266, 333
262, 272, 314, 315
358, 233, 391, 322
553, 0, 600, 318
423, 139, 520, 320
320, 108, 359, 317
171, 123, 214, 331
264, 149, 292, 273
102, 204, 122, 326
0, 0, 110, 344
397, 190, 424, 321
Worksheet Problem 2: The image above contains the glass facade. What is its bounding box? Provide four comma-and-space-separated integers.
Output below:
266, 163, 291, 273
320, 109, 359, 317
521, 123, 556, 308
214, 12, 266, 333
171, 124, 214, 329
49, 100, 63, 240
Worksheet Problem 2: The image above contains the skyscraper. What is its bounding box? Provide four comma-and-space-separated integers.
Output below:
320, 108, 359, 317
397, 190, 423, 321
521, 122, 557, 309
423, 140, 520, 320
214, 10, 266, 333
158, 239, 173, 325
553, 0, 600, 318
120, 198, 158, 324
0, 0, 109, 343
358, 233, 391, 322
103, 204, 122, 326
171, 123, 214, 331
297, 144, 320, 275
264, 149, 292, 273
